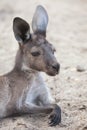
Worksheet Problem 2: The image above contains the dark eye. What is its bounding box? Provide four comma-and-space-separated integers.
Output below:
31, 51, 40, 56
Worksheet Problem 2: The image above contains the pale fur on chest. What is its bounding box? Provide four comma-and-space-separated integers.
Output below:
17, 73, 54, 110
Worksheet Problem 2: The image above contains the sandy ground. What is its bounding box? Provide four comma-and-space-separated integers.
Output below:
0, 0, 87, 130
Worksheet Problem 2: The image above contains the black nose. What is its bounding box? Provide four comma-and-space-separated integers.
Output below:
52, 63, 60, 72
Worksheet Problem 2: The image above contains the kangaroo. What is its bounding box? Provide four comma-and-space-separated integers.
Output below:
0, 5, 61, 126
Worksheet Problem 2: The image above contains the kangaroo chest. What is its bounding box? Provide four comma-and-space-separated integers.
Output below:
17, 74, 45, 109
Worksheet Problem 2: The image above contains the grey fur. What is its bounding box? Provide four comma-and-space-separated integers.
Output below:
0, 5, 61, 126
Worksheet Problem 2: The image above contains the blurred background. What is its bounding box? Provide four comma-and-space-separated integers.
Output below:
0, 0, 87, 130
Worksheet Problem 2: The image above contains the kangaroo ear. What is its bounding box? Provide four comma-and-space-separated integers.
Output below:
13, 17, 30, 44
32, 5, 48, 36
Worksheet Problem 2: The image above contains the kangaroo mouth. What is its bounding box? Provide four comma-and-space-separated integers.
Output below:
46, 69, 60, 76
45, 64, 60, 76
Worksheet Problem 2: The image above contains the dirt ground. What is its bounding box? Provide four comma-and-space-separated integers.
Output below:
0, 0, 87, 130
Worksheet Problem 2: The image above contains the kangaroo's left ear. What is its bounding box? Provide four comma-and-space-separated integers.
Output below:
13, 17, 30, 44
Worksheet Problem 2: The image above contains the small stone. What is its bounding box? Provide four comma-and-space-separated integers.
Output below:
64, 66, 70, 70
76, 65, 86, 72
79, 105, 86, 110
82, 126, 87, 130
67, 103, 70, 106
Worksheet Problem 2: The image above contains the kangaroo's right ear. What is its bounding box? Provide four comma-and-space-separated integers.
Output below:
32, 5, 48, 37
13, 17, 30, 44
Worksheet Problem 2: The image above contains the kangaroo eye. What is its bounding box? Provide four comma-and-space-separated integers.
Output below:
31, 51, 40, 56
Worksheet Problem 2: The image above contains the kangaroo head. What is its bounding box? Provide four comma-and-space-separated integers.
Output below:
13, 5, 60, 76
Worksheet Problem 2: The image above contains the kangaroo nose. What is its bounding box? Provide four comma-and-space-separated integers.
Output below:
52, 63, 60, 73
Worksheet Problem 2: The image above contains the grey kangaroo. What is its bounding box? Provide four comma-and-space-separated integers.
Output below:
0, 5, 61, 126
